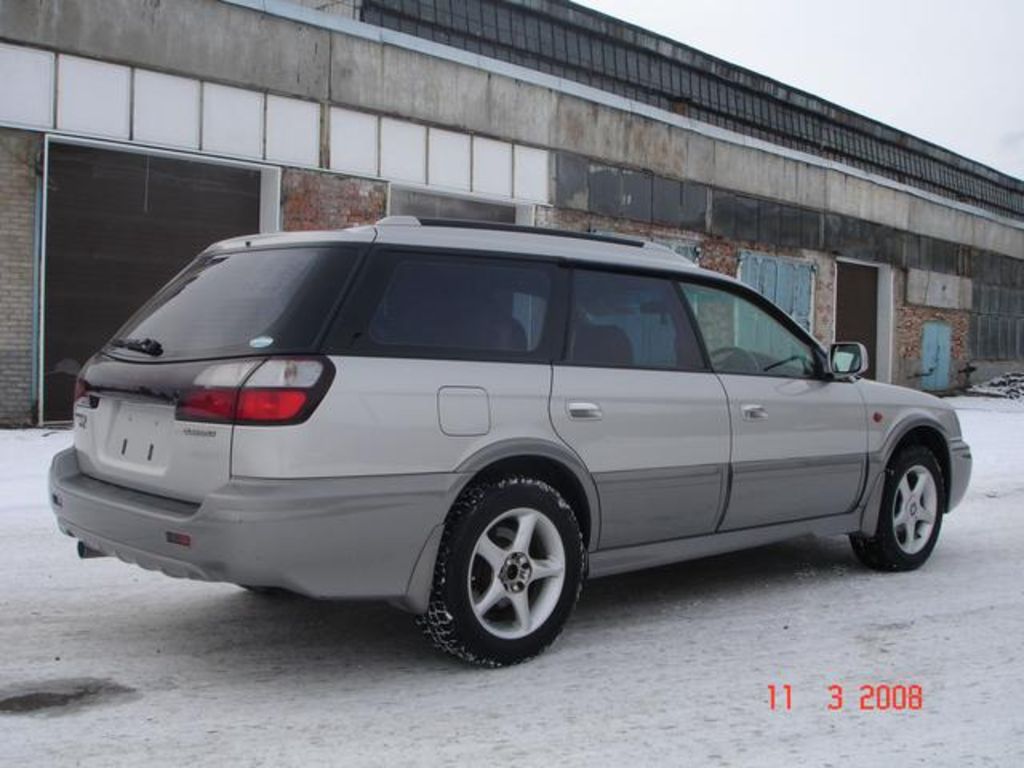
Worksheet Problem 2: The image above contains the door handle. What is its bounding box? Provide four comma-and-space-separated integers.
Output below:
741, 404, 767, 421
567, 401, 603, 420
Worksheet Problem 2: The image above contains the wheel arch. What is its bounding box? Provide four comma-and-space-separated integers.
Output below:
859, 416, 952, 536
452, 440, 600, 551
885, 420, 951, 502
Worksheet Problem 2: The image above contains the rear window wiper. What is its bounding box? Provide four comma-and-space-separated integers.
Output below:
110, 337, 164, 357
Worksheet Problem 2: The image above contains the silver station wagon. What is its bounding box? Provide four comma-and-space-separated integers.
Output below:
50, 217, 972, 666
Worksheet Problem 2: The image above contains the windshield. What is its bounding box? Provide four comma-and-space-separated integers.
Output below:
108, 245, 359, 361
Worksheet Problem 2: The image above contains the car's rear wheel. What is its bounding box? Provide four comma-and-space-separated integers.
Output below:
418, 476, 585, 667
850, 445, 945, 571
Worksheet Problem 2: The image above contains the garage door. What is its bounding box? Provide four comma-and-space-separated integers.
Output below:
43, 144, 261, 421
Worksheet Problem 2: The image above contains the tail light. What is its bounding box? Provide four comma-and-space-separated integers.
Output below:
175, 358, 333, 426
74, 376, 89, 403
74, 375, 98, 409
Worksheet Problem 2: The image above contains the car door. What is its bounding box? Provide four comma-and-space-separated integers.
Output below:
680, 280, 868, 531
549, 268, 731, 549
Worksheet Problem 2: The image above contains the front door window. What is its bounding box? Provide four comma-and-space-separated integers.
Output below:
681, 282, 817, 378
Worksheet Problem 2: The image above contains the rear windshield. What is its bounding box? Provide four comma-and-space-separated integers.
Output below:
109, 245, 359, 360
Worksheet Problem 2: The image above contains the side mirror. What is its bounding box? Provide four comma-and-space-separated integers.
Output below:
829, 342, 869, 379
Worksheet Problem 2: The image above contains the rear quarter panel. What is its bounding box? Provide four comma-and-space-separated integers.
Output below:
231, 357, 558, 478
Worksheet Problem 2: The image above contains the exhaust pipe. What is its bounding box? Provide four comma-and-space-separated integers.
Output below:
77, 541, 108, 559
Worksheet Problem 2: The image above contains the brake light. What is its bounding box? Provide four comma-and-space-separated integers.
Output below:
236, 389, 308, 422
177, 388, 238, 422
174, 358, 332, 426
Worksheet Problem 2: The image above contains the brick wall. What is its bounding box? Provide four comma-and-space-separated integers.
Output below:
281, 169, 387, 231
804, 250, 836, 347
0, 129, 40, 426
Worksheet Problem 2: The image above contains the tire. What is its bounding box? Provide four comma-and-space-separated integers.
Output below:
417, 475, 585, 667
850, 444, 946, 572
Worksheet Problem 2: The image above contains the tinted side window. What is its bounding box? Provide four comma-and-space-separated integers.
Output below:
681, 282, 817, 378
329, 250, 559, 361
567, 270, 704, 370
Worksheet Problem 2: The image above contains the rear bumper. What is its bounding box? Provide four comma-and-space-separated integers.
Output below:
948, 437, 972, 511
49, 448, 462, 612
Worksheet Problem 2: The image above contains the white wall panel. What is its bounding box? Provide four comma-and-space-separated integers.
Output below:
57, 55, 130, 139
266, 95, 320, 166
472, 137, 512, 197
201, 83, 264, 160
514, 145, 549, 203
0, 43, 54, 128
380, 118, 426, 184
330, 107, 378, 176
133, 70, 200, 149
428, 128, 471, 191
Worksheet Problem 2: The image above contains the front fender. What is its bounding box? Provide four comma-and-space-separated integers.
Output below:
858, 413, 954, 535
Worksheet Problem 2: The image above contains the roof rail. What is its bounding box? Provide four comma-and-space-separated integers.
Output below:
375, 216, 648, 248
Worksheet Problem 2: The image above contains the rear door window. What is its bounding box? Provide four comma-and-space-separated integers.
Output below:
110, 245, 360, 361
327, 249, 562, 362
566, 269, 705, 370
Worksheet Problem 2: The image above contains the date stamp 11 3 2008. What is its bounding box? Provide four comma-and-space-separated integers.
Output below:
767, 683, 924, 712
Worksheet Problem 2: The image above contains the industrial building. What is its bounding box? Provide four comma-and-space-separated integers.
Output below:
1, 0, 1022, 423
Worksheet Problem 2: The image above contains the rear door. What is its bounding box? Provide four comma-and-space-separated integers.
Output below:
680, 280, 867, 531
549, 268, 731, 549
74, 241, 363, 502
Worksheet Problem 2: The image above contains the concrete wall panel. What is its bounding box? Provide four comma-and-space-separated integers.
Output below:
428, 128, 471, 192
0, 0, 330, 100
329, 107, 378, 176
132, 69, 200, 149
472, 137, 513, 197
265, 95, 320, 167
906, 269, 972, 311
380, 118, 426, 184
57, 55, 130, 139
200, 83, 263, 160
0, 43, 54, 129
486, 76, 557, 149
513, 145, 549, 203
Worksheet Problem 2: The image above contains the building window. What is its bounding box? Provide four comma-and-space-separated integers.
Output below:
389, 187, 517, 223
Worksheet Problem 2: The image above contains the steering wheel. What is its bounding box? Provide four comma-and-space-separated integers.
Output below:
709, 346, 761, 374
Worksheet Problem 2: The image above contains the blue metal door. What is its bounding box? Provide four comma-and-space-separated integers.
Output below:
921, 322, 951, 390
738, 252, 814, 331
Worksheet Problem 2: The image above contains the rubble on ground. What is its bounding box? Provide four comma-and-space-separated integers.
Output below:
969, 372, 1024, 400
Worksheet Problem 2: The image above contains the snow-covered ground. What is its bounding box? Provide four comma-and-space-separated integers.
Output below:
2, 397, 1023, 766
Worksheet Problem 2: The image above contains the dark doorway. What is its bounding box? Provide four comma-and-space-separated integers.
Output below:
835, 261, 879, 379
43, 143, 261, 421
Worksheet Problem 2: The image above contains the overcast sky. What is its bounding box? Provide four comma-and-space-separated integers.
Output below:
575, 0, 1024, 180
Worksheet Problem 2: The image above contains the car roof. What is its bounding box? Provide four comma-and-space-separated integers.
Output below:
208, 217, 705, 277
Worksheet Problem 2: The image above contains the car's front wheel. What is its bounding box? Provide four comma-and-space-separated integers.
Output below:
850, 445, 946, 571
418, 476, 585, 667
